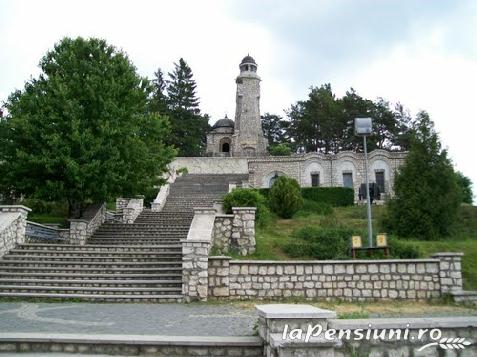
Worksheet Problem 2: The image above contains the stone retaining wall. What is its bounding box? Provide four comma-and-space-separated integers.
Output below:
208, 254, 463, 301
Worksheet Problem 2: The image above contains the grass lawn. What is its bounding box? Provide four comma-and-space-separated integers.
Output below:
215, 298, 477, 318
237, 205, 477, 290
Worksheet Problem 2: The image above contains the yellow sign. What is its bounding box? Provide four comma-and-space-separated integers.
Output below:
376, 234, 387, 247
351, 236, 362, 248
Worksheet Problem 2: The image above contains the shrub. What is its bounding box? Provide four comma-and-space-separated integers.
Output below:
269, 143, 292, 156
295, 199, 333, 217
301, 187, 354, 207
284, 226, 353, 259
269, 176, 303, 218
223, 188, 271, 227
388, 237, 421, 259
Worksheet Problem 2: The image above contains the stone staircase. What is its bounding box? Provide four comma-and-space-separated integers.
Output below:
0, 174, 247, 302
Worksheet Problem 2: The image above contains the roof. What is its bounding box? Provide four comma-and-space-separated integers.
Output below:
212, 117, 235, 129
240, 55, 256, 65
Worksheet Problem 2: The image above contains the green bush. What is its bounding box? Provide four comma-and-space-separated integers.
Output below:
301, 187, 354, 207
284, 226, 353, 259
388, 237, 421, 259
259, 187, 354, 207
268, 143, 292, 156
223, 188, 271, 227
269, 177, 303, 218
295, 199, 333, 217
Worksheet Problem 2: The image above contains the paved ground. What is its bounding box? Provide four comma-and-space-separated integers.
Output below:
0, 302, 257, 336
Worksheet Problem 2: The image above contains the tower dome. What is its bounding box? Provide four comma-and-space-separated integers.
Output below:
239, 54, 257, 73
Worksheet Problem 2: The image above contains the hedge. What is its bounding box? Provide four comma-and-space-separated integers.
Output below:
259, 187, 354, 207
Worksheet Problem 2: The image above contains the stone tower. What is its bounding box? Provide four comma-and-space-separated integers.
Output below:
231, 55, 268, 157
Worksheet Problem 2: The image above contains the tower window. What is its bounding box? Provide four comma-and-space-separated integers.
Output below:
222, 142, 230, 153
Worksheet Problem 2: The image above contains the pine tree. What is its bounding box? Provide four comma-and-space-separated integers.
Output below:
385, 111, 461, 240
149, 68, 169, 114
166, 58, 209, 156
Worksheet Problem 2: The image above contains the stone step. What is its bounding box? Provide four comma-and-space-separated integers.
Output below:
0, 272, 182, 279
8, 249, 181, 257
2, 254, 181, 262
0, 285, 182, 294
0, 278, 182, 287
15, 243, 183, 252
0, 260, 181, 268
0, 266, 182, 273
0, 292, 183, 302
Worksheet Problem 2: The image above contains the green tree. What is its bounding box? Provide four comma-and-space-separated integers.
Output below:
166, 58, 209, 156
455, 171, 474, 204
0, 37, 175, 217
269, 143, 292, 156
149, 68, 169, 115
261, 113, 290, 145
385, 111, 461, 240
269, 176, 303, 218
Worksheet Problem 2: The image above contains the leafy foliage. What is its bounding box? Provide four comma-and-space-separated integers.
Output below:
284, 226, 352, 259
0, 37, 175, 217
261, 113, 290, 145
455, 171, 474, 204
301, 187, 354, 206
384, 112, 461, 240
269, 176, 303, 218
268, 143, 292, 156
294, 199, 333, 217
223, 188, 271, 227
286, 84, 413, 153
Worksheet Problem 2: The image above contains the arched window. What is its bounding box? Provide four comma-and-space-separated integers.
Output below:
222, 142, 230, 152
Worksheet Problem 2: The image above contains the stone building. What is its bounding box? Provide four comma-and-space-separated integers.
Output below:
177, 55, 406, 200
206, 55, 268, 157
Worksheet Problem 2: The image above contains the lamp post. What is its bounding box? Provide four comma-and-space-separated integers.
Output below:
355, 118, 373, 248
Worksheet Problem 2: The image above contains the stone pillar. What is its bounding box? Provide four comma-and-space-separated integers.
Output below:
256, 304, 339, 357
432, 252, 464, 294
182, 208, 216, 302
231, 207, 256, 256
208, 256, 231, 298
68, 219, 89, 245
212, 215, 234, 254
182, 240, 210, 302
0, 205, 31, 256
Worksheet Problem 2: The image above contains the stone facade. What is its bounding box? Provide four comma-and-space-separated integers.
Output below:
212, 215, 234, 253
207, 257, 458, 301
171, 149, 406, 201
206, 55, 268, 157
68, 203, 106, 245
0, 205, 31, 257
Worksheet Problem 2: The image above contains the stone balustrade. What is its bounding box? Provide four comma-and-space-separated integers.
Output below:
69, 203, 106, 245
0, 205, 31, 257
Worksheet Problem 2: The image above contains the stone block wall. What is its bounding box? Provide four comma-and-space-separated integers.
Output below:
432, 252, 463, 294
0, 206, 31, 257
208, 258, 448, 301
69, 203, 106, 245
212, 215, 234, 253
208, 256, 231, 297
212, 208, 256, 256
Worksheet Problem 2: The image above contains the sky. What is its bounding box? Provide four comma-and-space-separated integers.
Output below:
0, 0, 476, 201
